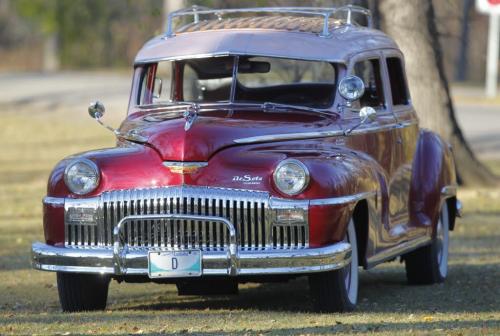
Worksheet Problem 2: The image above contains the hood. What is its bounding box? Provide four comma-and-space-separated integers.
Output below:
120, 109, 340, 162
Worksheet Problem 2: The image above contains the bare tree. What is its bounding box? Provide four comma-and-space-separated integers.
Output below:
377, 0, 497, 186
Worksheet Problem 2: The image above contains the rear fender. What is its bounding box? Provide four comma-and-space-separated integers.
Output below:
409, 130, 457, 235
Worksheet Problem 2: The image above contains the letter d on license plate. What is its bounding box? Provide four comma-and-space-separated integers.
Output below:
148, 250, 202, 278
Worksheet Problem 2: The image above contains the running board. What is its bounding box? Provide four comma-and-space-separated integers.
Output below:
365, 235, 432, 269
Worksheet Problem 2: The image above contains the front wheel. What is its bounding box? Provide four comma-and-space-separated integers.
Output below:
57, 272, 110, 312
308, 219, 359, 312
405, 202, 450, 285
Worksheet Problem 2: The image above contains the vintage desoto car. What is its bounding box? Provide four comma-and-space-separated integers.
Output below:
32, 6, 461, 312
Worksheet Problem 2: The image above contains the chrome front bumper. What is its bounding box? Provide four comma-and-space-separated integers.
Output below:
33, 212, 352, 277
31, 241, 351, 276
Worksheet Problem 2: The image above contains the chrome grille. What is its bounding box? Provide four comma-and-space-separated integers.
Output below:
65, 186, 308, 250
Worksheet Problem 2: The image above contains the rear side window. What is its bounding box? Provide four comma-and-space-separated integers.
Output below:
386, 57, 409, 106
353, 59, 385, 108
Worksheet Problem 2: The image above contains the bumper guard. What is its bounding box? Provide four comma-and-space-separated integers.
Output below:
32, 214, 352, 277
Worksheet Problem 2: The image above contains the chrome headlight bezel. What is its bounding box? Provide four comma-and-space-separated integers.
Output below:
63, 158, 100, 195
273, 159, 310, 196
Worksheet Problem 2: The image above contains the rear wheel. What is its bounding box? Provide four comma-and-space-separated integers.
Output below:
405, 203, 450, 284
308, 219, 359, 312
57, 272, 110, 312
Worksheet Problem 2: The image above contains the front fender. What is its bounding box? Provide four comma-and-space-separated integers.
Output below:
211, 141, 389, 247
47, 144, 173, 198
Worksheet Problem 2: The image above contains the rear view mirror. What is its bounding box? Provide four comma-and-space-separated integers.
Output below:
238, 61, 271, 74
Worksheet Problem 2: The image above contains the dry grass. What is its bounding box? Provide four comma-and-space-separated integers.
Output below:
0, 105, 499, 336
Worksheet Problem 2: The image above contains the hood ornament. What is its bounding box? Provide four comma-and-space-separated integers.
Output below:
183, 103, 199, 131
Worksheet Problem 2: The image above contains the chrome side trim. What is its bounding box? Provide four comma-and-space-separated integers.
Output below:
365, 235, 432, 269
309, 191, 376, 206
234, 130, 344, 144
43, 196, 65, 206
441, 185, 458, 197
31, 240, 351, 276
233, 120, 419, 144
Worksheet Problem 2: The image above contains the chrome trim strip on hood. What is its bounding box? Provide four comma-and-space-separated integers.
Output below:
234, 120, 418, 144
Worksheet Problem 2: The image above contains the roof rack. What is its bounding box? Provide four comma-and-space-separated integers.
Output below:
165, 5, 373, 38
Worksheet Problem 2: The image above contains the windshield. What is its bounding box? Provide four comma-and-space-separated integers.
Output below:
137, 56, 337, 109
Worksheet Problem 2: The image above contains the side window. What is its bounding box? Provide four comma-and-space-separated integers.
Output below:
353, 59, 385, 109
183, 64, 202, 101
152, 61, 173, 104
386, 57, 409, 106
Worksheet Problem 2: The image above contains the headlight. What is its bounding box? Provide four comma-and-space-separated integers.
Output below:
64, 159, 100, 195
273, 159, 310, 195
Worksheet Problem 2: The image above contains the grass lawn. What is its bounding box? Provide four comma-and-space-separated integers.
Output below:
0, 106, 499, 335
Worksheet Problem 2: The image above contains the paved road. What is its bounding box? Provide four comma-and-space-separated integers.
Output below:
1, 72, 499, 158
454, 104, 500, 159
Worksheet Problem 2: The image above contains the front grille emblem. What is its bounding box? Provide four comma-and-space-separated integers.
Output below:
163, 161, 208, 174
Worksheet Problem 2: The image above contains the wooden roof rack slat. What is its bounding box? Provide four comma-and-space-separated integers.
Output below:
165, 5, 373, 38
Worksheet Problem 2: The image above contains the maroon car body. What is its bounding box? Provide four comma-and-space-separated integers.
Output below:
32, 6, 460, 312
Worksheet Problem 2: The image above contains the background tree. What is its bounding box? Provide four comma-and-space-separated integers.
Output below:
377, 0, 497, 186
15, 0, 59, 71
5, 0, 496, 185
13, 0, 164, 69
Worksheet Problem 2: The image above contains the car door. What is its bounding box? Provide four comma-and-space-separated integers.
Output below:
341, 52, 401, 254
382, 51, 425, 241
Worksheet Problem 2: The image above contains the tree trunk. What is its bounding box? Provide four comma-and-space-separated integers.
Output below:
378, 0, 497, 186
456, 0, 473, 81
164, 0, 184, 29
42, 32, 59, 72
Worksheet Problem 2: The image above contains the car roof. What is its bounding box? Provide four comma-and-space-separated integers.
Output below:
134, 15, 400, 65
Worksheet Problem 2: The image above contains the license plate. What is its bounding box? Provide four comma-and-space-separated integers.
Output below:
148, 250, 202, 278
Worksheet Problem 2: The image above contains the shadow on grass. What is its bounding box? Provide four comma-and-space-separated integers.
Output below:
113, 262, 499, 314
0, 254, 31, 271
2, 316, 498, 335
141, 319, 499, 335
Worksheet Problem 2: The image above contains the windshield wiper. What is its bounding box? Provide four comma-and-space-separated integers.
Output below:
261, 102, 338, 118
141, 102, 255, 121
140, 101, 338, 122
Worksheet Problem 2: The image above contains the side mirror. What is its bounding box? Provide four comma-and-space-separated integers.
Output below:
338, 75, 365, 102
87, 100, 120, 136
344, 106, 377, 135
359, 106, 377, 122
88, 101, 105, 119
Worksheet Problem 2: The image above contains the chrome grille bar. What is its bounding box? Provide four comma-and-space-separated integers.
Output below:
65, 186, 308, 251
